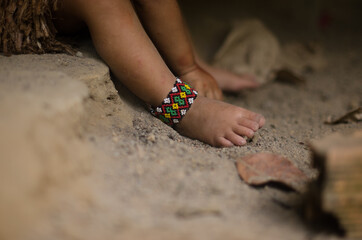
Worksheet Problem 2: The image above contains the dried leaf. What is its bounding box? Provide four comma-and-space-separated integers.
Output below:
236, 153, 309, 192
324, 107, 362, 124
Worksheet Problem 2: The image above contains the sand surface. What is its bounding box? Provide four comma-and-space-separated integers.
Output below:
0, 1, 361, 239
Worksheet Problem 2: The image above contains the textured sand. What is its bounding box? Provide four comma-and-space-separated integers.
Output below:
0, 1, 361, 239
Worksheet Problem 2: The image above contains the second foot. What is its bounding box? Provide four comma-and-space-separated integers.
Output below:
207, 66, 260, 92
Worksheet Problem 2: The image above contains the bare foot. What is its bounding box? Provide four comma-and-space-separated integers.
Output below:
176, 96, 265, 147
197, 58, 260, 92
207, 66, 260, 92
180, 65, 223, 100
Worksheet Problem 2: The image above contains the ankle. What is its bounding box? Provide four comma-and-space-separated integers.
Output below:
178, 63, 199, 77
150, 78, 198, 128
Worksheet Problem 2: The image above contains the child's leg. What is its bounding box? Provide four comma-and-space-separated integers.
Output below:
55, 0, 265, 147
133, 0, 259, 93
133, 0, 222, 100
59, 0, 175, 105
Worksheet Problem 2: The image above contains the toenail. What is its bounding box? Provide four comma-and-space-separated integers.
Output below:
248, 130, 254, 137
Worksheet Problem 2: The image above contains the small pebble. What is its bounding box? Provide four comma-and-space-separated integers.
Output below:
76, 51, 84, 58
147, 133, 156, 143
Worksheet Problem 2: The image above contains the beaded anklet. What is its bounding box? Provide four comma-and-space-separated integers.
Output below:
150, 78, 198, 128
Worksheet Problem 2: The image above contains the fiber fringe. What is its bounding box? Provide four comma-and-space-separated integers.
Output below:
0, 0, 75, 56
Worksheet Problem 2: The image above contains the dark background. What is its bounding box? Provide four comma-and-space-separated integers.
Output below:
179, 0, 362, 61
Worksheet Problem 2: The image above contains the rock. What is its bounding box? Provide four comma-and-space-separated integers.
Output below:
147, 133, 156, 143
213, 19, 326, 84
213, 19, 280, 84
76, 51, 84, 58
0, 54, 115, 240
304, 130, 362, 239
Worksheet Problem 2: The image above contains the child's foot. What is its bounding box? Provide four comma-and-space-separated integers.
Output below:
206, 66, 260, 92
208, 67, 260, 92
180, 65, 223, 100
197, 58, 260, 92
176, 96, 265, 147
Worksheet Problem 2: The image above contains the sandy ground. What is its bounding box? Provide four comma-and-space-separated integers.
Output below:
1, 1, 361, 240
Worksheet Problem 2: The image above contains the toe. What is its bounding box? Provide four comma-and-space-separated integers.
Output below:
245, 112, 265, 128
258, 115, 266, 128
238, 118, 259, 131
234, 125, 255, 138
215, 137, 234, 148
226, 132, 247, 146
242, 110, 261, 122
235, 75, 260, 89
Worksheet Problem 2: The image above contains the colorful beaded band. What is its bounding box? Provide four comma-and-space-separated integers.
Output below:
150, 78, 198, 128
